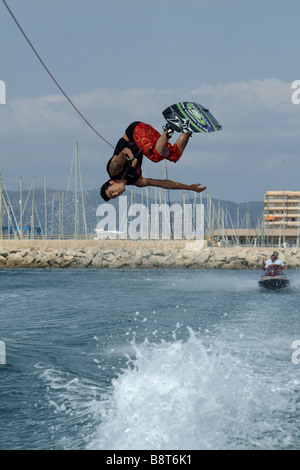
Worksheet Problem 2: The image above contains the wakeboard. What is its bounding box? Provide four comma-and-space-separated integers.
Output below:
163, 101, 222, 134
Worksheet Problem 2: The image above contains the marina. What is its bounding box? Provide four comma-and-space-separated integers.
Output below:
1, 152, 299, 248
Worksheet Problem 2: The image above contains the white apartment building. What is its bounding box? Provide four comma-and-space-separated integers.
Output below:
264, 190, 300, 246
264, 191, 300, 228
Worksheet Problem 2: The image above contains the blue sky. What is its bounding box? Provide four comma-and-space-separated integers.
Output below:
1, 0, 299, 202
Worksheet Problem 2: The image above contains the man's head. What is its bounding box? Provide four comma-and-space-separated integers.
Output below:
100, 180, 126, 201
273, 251, 279, 259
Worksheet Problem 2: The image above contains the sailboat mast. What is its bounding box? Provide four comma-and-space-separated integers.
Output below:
282, 160, 286, 246
44, 175, 47, 239
0, 175, 2, 239
75, 140, 79, 239
19, 176, 23, 238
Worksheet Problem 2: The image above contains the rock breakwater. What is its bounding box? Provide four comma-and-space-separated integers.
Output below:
0, 240, 300, 269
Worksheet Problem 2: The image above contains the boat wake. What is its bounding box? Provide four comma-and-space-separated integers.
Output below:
34, 326, 295, 450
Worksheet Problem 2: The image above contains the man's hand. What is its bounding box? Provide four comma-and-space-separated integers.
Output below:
121, 147, 135, 160
190, 183, 207, 193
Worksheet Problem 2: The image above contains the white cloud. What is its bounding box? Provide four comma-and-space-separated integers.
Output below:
5, 94, 78, 133
218, 78, 290, 107
1, 78, 299, 201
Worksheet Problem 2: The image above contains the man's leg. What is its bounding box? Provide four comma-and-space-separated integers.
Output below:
154, 130, 169, 155
155, 131, 191, 162
133, 123, 168, 162
133, 123, 190, 164
173, 133, 191, 156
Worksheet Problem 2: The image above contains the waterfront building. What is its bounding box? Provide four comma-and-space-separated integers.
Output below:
263, 191, 300, 246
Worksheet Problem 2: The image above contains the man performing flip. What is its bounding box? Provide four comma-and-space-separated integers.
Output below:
100, 121, 207, 201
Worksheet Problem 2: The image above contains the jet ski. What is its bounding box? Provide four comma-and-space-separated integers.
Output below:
258, 264, 290, 290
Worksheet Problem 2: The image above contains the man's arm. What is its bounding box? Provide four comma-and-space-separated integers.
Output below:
135, 177, 207, 193
109, 148, 135, 177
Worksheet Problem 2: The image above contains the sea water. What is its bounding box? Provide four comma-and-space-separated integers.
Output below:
0, 268, 299, 450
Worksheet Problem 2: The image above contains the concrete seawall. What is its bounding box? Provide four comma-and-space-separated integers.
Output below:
1, 239, 300, 269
